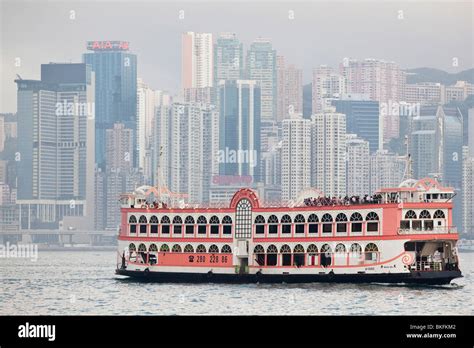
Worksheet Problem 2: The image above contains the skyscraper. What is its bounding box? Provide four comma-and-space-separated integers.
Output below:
83, 40, 137, 167
170, 102, 219, 204
15, 63, 95, 229
281, 114, 311, 202
182, 32, 214, 89
214, 33, 243, 86
218, 80, 261, 182
311, 107, 347, 197
276, 56, 303, 121
346, 134, 370, 196
462, 146, 474, 236
312, 65, 346, 114
340, 58, 405, 142
369, 150, 406, 193
246, 38, 277, 121
332, 95, 380, 153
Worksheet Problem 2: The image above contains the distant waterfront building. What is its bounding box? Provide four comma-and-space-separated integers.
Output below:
182, 32, 214, 89
346, 134, 370, 196
170, 102, 219, 204
404, 82, 443, 105
312, 65, 346, 114
137, 78, 160, 182
106, 123, 134, 171
340, 58, 405, 142
369, 150, 406, 193
444, 81, 474, 103
332, 95, 380, 153
281, 114, 311, 202
0, 115, 4, 152
218, 80, 261, 183
15, 63, 95, 229
276, 56, 303, 121
214, 33, 243, 86
462, 146, 474, 236
83, 41, 137, 167
311, 107, 346, 197
246, 38, 277, 121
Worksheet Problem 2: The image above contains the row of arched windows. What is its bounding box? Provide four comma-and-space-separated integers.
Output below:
254, 212, 379, 224
252, 243, 378, 254
129, 243, 232, 254
128, 215, 233, 235
404, 210, 445, 219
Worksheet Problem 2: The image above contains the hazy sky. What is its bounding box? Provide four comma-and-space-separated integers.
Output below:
1, 0, 473, 113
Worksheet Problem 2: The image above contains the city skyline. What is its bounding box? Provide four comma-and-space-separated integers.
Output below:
1, 0, 473, 113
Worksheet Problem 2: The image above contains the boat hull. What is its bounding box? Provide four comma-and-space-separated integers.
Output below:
115, 268, 462, 285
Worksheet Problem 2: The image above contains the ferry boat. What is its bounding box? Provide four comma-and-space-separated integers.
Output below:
115, 177, 462, 285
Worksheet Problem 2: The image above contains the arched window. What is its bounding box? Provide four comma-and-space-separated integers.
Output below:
350, 212, 363, 233
266, 244, 278, 265
185, 216, 195, 235
161, 216, 170, 234
172, 244, 182, 252
307, 244, 318, 254
210, 216, 220, 235
294, 214, 305, 234
308, 214, 319, 234
281, 214, 292, 234
366, 212, 379, 233
138, 243, 147, 252
129, 215, 137, 234
321, 214, 333, 234
138, 215, 148, 234
365, 243, 378, 262
293, 244, 305, 267
235, 199, 252, 239
184, 244, 194, 253
222, 216, 233, 235
209, 244, 219, 253
150, 216, 158, 234
197, 216, 207, 235
320, 244, 332, 267
196, 244, 206, 253
149, 244, 158, 252
419, 210, 431, 219
350, 243, 362, 254
419, 210, 433, 230
160, 244, 170, 252
405, 210, 417, 219
268, 215, 278, 234
280, 244, 292, 266
433, 210, 445, 219
128, 243, 136, 252
253, 244, 265, 265
173, 216, 183, 234
221, 244, 232, 253
336, 213, 348, 233
335, 243, 346, 253
255, 215, 265, 235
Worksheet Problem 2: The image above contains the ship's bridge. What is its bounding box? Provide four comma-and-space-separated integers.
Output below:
376, 177, 455, 204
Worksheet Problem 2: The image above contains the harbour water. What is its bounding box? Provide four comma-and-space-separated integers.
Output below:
0, 250, 472, 315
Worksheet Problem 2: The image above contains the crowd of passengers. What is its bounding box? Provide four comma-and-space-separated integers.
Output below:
303, 194, 383, 207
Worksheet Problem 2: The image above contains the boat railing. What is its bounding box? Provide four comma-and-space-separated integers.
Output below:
409, 261, 443, 272
397, 226, 457, 235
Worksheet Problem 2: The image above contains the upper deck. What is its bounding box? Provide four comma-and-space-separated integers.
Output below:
118, 178, 457, 241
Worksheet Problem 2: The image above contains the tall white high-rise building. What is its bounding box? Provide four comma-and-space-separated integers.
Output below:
462, 146, 474, 236
312, 65, 346, 114
311, 107, 347, 197
281, 114, 311, 202
346, 134, 370, 196
181, 32, 214, 89
170, 102, 219, 204
369, 150, 406, 193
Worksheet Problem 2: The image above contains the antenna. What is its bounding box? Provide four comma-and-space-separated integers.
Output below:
402, 135, 413, 181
